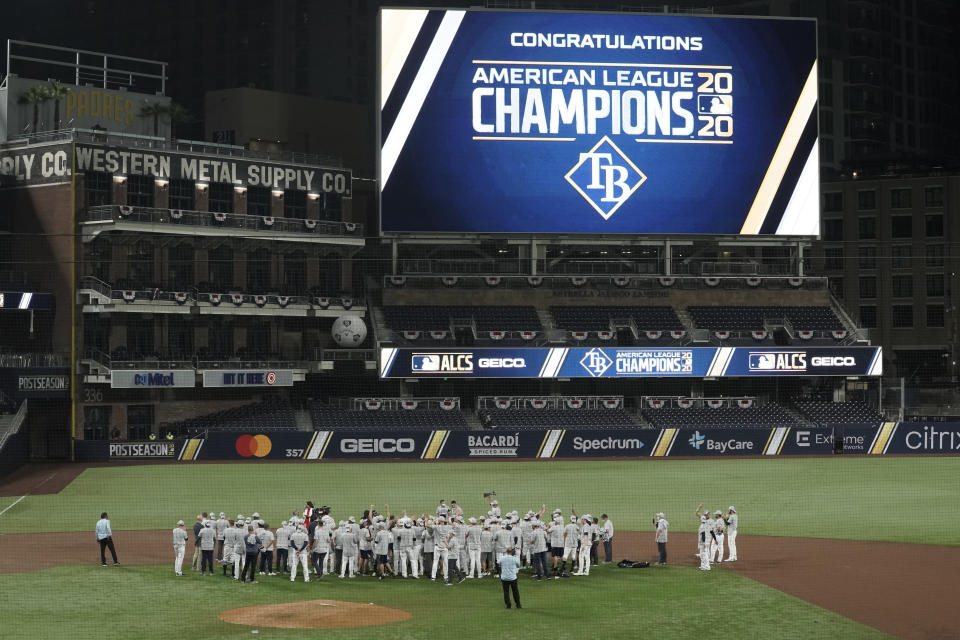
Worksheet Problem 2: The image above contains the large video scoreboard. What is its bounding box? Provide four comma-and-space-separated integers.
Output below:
379, 9, 818, 235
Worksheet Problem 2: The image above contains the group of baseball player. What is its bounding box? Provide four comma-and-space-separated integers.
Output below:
170, 496, 615, 585
693, 504, 738, 571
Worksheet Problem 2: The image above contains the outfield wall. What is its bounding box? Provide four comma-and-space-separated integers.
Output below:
72, 423, 960, 461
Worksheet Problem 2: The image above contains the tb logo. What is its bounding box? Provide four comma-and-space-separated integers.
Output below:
579, 348, 613, 377
565, 136, 646, 220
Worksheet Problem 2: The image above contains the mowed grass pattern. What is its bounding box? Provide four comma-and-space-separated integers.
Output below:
0, 457, 956, 545
0, 563, 891, 640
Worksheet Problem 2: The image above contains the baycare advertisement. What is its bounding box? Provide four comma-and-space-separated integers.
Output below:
380, 9, 817, 234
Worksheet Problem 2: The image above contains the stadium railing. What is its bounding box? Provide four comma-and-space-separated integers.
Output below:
82, 205, 362, 238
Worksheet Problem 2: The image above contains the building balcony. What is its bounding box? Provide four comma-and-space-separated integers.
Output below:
77, 276, 365, 318
79, 205, 364, 247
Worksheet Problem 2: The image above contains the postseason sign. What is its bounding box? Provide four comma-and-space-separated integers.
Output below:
380, 346, 883, 378
380, 9, 817, 234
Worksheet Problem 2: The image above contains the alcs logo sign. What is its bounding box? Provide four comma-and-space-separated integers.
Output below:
565, 136, 646, 220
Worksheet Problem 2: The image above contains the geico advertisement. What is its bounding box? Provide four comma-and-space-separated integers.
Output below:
380, 347, 883, 378
380, 9, 816, 235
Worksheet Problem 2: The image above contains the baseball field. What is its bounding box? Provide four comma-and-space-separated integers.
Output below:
0, 457, 957, 639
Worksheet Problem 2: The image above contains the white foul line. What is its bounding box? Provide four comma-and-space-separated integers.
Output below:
0, 495, 27, 517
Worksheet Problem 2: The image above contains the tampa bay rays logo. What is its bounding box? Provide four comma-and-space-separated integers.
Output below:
565, 136, 647, 220
688, 431, 705, 450
579, 348, 613, 377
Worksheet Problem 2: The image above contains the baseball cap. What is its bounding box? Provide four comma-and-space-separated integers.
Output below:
177, 520, 184, 526
523, 514, 531, 520
348, 516, 356, 523
237, 514, 243, 521
253, 512, 260, 518
281, 521, 287, 527
570, 515, 577, 522
491, 499, 498, 505
714, 510, 722, 516
219, 512, 224, 517
204, 521, 211, 527
656, 512, 665, 518
729, 506, 736, 512
469, 517, 477, 524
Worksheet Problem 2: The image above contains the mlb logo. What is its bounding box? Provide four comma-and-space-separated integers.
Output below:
411, 355, 440, 372
748, 353, 776, 370
697, 94, 733, 115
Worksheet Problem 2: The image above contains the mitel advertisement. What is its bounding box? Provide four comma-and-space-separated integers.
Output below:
110, 370, 196, 389
380, 9, 817, 234
380, 346, 883, 378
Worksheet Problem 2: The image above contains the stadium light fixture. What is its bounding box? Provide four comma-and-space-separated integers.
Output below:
272, 189, 284, 198
196, 182, 208, 191
307, 192, 320, 200
113, 174, 126, 183
155, 178, 168, 189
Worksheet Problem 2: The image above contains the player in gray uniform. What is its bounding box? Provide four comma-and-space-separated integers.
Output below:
411, 519, 424, 578
215, 513, 227, 561
724, 506, 738, 561
465, 517, 482, 578
340, 523, 359, 578
444, 523, 465, 585
454, 516, 469, 574
358, 519, 373, 576
290, 525, 311, 582
312, 518, 332, 577
711, 510, 725, 564
548, 515, 565, 575
227, 520, 244, 579
436, 500, 449, 519
429, 516, 452, 581
480, 522, 494, 576
575, 516, 593, 576
372, 522, 391, 580
274, 521, 290, 574
487, 496, 501, 519
697, 515, 713, 571
561, 516, 580, 574
395, 519, 415, 577
172, 520, 188, 576
494, 520, 513, 576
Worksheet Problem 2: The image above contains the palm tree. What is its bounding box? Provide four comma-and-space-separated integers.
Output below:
139, 102, 169, 137
166, 102, 190, 140
18, 85, 53, 134
47, 80, 71, 131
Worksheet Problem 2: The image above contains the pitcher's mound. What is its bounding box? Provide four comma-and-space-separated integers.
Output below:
219, 599, 411, 629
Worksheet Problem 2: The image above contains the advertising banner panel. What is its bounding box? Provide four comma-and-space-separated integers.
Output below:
380, 9, 817, 235
13, 368, 70, 398
201, 370, 294, 388
379, 346, 883, 378
108, 441, 178, 459
110, 370, 196, 389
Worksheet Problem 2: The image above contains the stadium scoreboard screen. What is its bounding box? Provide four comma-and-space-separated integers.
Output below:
379, 9, 818, 235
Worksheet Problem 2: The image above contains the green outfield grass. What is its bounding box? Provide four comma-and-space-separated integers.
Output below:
0, 562, 890, 640
0, 457, 956, 544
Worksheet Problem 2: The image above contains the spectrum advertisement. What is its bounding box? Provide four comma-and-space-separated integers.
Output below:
379, 346, 883, 378
379, 9, 817, 235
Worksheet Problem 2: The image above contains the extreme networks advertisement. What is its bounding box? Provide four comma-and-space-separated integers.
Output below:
379, 346, 883, 378
379, 9, 817, 234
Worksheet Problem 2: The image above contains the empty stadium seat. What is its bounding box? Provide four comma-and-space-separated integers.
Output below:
168, 399, 296, 435
478, 408, 639, 430
641, 404, 802, 428
310, 404, 467, 430
793, 400, 883, 426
